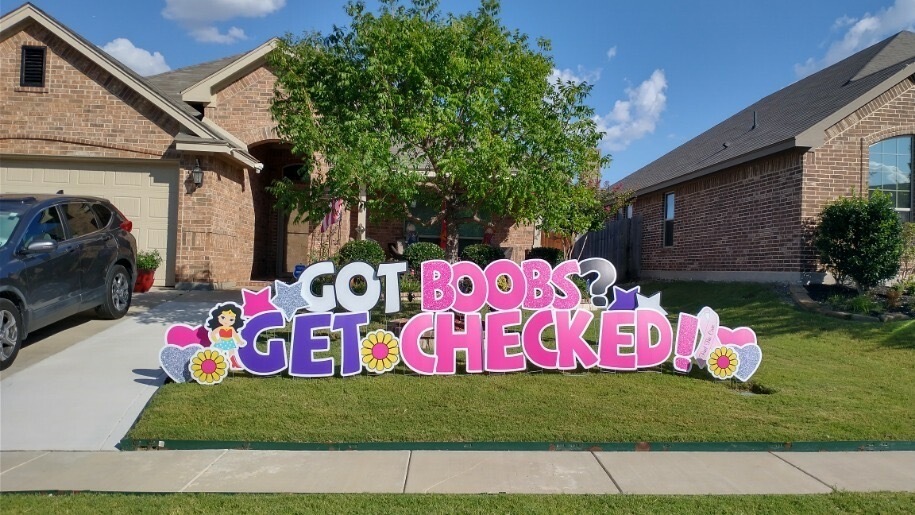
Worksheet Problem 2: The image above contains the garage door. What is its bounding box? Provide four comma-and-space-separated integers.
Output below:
0, 158, 179, 286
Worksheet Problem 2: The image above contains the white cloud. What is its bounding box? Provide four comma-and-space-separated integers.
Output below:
189, 26, 248, 44
102, 38, 170, 76
606, 46, 617, 60
162, 0, 286, 44
795, 0, 915, 77
549, 65, 601, 85
594, 69, 668, 152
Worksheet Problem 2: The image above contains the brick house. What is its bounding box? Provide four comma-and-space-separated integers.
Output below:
617, 31, 915, 283
0, 3, 539, 289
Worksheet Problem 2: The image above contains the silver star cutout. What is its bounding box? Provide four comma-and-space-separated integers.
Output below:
272, 280, 308, 321
635, 292, 667, 316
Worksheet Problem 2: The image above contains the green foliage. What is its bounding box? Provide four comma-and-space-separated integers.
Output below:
403, 242, 445, 271
459, 244, 505, 268
900, 222, 915, 282
572, 275, 590, 300
336, 239, 385, 268
527, 246, 564, 266
136, 249, 162, 270
399, 270, 421, 293
269, 0, 610, 260
814, 192, 903, 291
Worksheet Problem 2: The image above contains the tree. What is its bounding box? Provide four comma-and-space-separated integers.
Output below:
268, 0, 609, 261
814, 192, 903, 291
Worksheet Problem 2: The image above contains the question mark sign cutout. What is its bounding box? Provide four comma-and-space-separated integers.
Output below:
578, 258, 617, 308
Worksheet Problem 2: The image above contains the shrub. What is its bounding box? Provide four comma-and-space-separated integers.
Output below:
900, 222, 915, 282
403, 242, 446, 271
460, 244, 505, 268
136, 249, 163, 270
336, 239, 385, 268
527, 246, 564, 266
814, 192, 903, 291
847, 294, 881, 315
572, 275, 590, 300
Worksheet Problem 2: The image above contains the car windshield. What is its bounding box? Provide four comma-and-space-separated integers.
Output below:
0, 200, 31, 248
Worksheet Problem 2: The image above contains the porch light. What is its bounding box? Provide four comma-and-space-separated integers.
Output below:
190, 160, 204, 188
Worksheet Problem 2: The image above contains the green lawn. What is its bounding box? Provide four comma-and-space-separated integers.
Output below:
3, 493, 914, 514
129, 282, 915, 444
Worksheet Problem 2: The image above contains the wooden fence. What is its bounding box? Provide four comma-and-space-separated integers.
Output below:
572, 215, 642, 282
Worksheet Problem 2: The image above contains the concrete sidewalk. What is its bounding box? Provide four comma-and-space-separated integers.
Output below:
0, 289, 237, 451
1, 450, 913, 494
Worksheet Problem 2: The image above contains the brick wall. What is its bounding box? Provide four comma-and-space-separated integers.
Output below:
0, 23, 178, 158
635, 150, 806, 274
206, 65, 279, 145
174, 154, 256, 286
800, 76, 915, 269
633, 76, 915, 279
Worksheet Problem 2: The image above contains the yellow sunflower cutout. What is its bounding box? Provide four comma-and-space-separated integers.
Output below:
707, 346, 739, 379
190, 348, 229, 385
361, 330, 400, 373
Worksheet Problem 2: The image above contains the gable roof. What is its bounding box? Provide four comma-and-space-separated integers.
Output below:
618, 31, 915, 195
0, 2, 260, 168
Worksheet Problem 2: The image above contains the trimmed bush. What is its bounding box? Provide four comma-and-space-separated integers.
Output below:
900, 222, 915, 282
527, 246, 564, 266
403, 242, 446, 271
814, 192, 903, 291
337, 239, 385, 268
460, 244, 505, 268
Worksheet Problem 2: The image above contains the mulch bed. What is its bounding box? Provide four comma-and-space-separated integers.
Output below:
805, 283, 915, 318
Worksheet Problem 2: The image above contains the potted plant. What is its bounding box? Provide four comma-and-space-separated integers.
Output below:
134, 249, 162, 293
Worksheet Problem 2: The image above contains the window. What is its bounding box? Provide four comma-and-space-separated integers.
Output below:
869, 136, 913, 222
63, 202, 101, 237
282, 163, 310, 183
408, 199, 489, 253
22, 206, 65, 248
663, 192, 675, 247
20, 46, 46, 88
91, 204, 113, 228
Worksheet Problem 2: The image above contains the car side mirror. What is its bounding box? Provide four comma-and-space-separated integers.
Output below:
23, 240, 57, 253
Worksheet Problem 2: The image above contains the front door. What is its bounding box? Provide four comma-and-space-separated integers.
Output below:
282, 211, 311, 276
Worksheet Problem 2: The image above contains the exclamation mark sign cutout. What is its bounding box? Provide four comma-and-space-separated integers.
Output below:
673, 312, 699, 372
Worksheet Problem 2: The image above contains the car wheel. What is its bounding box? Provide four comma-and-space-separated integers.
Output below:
0, 299, 23, 371
96, 264, 132, 320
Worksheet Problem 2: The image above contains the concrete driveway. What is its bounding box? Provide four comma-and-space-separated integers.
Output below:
0, 287, 240, 451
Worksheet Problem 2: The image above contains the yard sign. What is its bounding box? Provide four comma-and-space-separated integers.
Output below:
159, 258, 761, 385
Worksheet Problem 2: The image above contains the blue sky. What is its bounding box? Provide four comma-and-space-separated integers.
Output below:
13, 0, 915, 183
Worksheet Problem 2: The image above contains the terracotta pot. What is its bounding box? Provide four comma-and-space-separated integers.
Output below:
134, 269, 156, 293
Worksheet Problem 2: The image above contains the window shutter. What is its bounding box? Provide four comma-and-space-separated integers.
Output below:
21, 46, 46, 88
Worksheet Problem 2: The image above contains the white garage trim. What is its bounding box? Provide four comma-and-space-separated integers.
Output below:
0, 156, 179, 286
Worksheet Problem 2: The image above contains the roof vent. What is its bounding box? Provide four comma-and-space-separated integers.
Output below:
723, 141, 731, 148
752, 110, 757, 130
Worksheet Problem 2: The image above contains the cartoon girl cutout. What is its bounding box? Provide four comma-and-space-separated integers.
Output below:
206, 302, 245, 370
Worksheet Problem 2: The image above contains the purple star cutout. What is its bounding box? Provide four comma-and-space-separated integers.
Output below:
608, 285, 640, 310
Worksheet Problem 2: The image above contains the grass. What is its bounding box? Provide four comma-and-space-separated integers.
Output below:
3, 492, 915, 514
129, 282, 915, 443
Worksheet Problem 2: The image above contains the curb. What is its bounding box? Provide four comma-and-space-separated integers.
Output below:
119, 438, 915, 453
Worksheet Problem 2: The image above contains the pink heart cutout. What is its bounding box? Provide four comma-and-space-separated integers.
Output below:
165, 323, 210, 348
717, 326, 757, 347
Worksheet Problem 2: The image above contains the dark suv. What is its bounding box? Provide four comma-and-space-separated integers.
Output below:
0, 194, 137, 370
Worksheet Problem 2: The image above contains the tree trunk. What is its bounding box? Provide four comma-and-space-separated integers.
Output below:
444, 218, 461, 262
